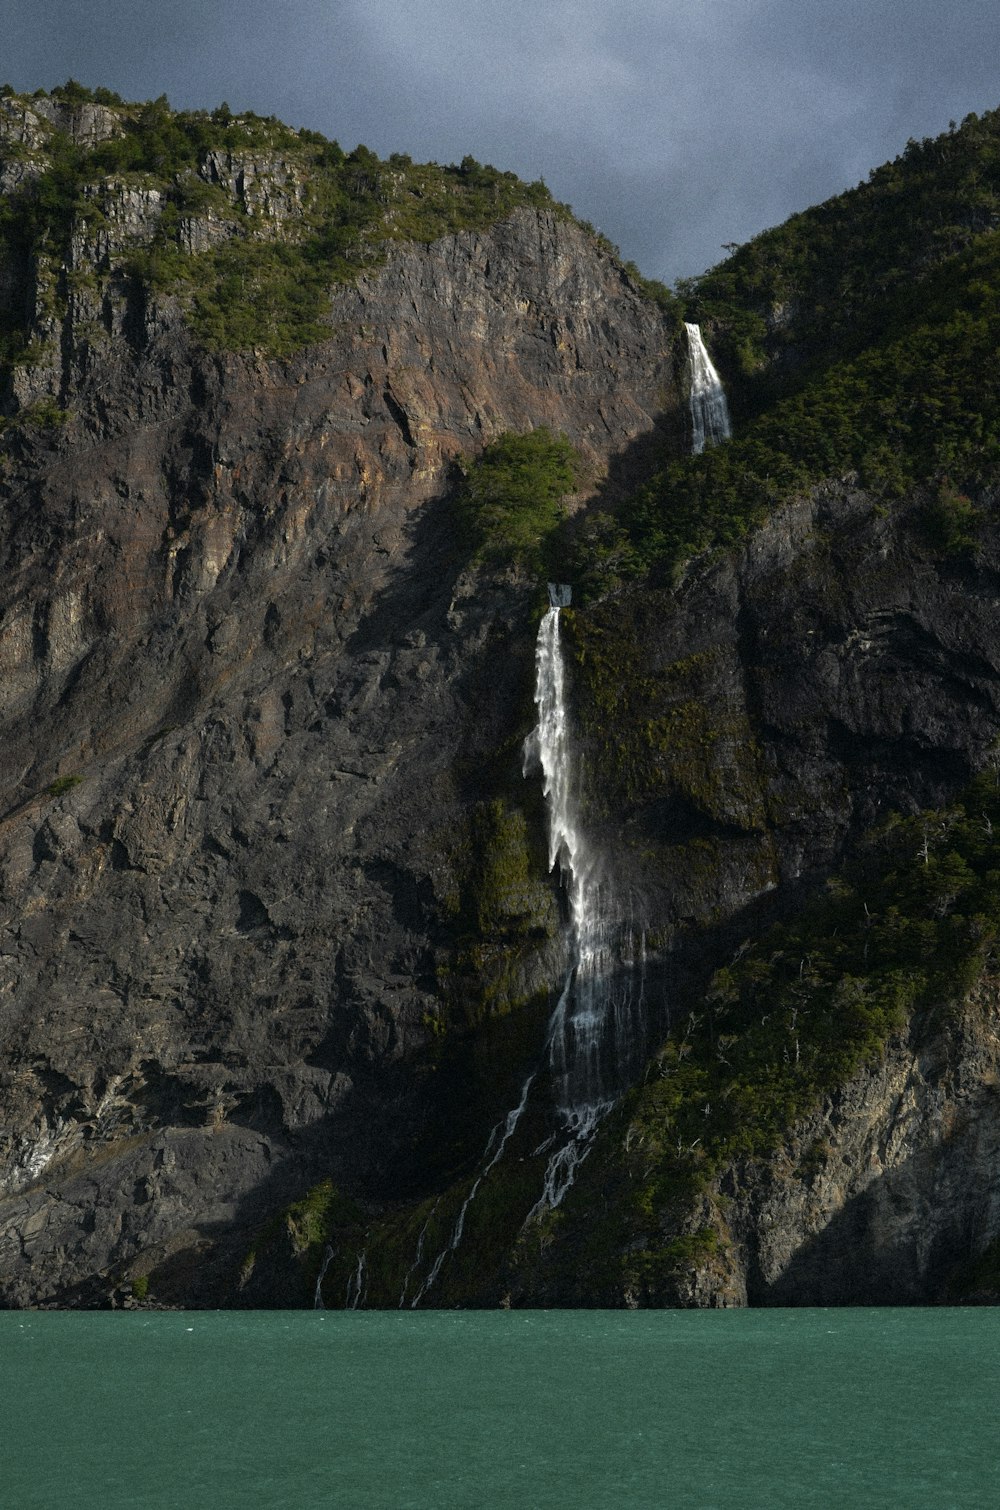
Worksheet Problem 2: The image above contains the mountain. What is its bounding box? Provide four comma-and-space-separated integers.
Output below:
1, 84, 999, 1309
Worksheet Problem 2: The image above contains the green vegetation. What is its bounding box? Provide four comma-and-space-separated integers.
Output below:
280, 1179, 345, 1253
453, 427, 578, 574
0, 398, 72, 437
0, 85, 574, 363
307, 1132, 566, 1310
271, 773, 1000, 1307
506, 108, 1000, 1296
241, 1179, 365, 1300
685, 107, 1000, 389
597, 771, 1000, 1277
592, 234, 1000, 588
557, 107, 1000, 600
564, 608, 766, 827
485, 770, 1000, 1302
7, 89, 1000, 1305
442, 797, 559, 1027
39, 80, 127, 109
46, 774, 83, 798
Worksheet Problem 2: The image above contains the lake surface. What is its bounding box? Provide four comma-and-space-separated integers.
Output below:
4, 1308, 997, 1507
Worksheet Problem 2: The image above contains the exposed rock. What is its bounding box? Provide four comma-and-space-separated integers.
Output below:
0, 96, 121, 192
30, 98, 123, 147
71, 182, 167, 267
676, 984, 1000, 1306
0, 206, 675, 1305
0, 98, 51, 193
199, 149, 306, 222
487, 485, 1000, 1311
566, 481, 1000, 964
2, 98, 1000, 1309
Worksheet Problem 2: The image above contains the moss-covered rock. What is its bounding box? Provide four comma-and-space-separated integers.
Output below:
437, 796, 560, 1030
565, 608, 766, 829
238, 1180, 366, 1306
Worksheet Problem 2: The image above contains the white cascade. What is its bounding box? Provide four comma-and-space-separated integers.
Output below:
407, 1069, 537, 1307
685, 322, 731, 454
397, 1197, 441, 1307
522, 587, 647, 1215
405, 582, 649, 1299
345, 1249, 367, 1309
313, 1244, 335, 1309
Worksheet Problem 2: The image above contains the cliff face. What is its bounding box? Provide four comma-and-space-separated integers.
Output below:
3, 93, 1000, 1311
664, 496, 1000, 1307
569, 481, 1000, 930
564, 486, 1000, 1311
309, 480, 1000, 1312
710, 989, 1000, 1307
0, 200, 675, 1306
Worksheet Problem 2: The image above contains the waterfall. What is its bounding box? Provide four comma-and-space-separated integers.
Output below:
313, 1244, 334, 1310
404, 581, 649, 1300
398, 1197, 441, 1307
523, 587, 647, 1214
345, 1250, 367, 1309
685, 322, 731, 454
407, 1071, 536, 1306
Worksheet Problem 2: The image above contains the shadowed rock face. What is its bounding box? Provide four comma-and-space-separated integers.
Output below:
517, 489, 1000, 1311
364, 481, 1000, 1314
575, 483, 1000, 927
0, 208, 677, 1305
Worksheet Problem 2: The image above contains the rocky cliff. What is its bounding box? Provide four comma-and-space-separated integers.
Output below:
530, 487, 1000, 1309
706, 987, 1000, 1307
2, 88, 1000, 1309
296, 480, 1000, 1311
0, 89, 678, 1305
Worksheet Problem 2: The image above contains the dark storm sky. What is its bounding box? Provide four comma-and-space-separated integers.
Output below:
3, 0, 998, 280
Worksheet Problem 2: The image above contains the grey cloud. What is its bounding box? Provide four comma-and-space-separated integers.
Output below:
2, 0, 998, 278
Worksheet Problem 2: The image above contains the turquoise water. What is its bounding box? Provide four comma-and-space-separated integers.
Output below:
4, 1309, 997, 1508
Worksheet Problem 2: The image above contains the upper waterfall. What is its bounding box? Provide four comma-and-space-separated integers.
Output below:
685, 321, 731, 454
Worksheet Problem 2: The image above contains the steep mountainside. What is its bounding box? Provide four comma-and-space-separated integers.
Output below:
2, 87, 1000, 1308
0, 86, 678, 1306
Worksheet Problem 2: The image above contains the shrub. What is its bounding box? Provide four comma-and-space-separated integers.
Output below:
453, 428, 578, 573
0, 88, 583, 362
46, 774, 83, 797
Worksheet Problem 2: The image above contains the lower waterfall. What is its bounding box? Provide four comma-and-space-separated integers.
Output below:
404, 583, 649, 1304
522, 588, 647, 1214
345, 1250, 367, 1310
313, 1244, 335, 1309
